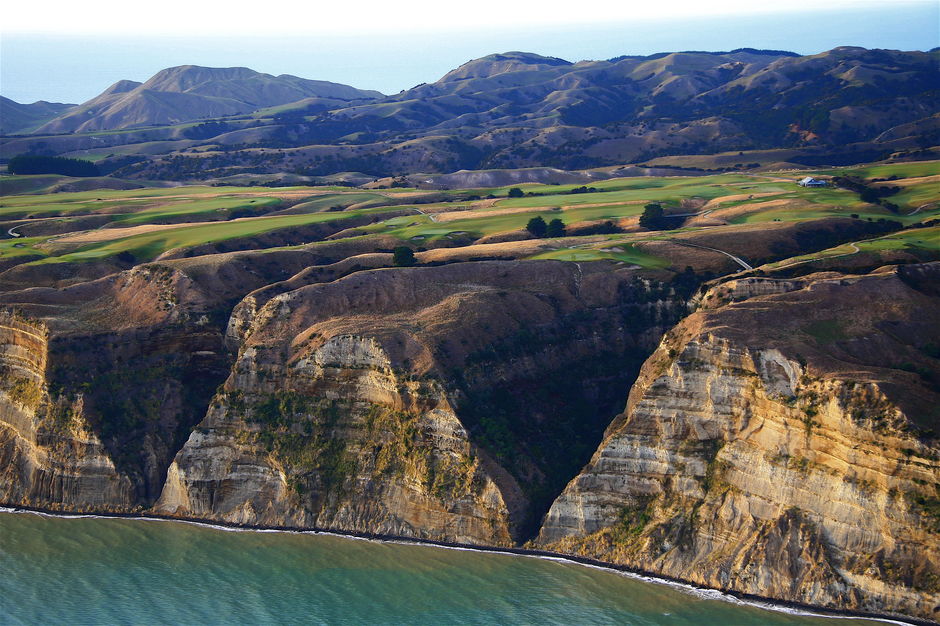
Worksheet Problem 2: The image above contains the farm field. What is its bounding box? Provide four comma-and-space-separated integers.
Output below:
0, 161, 937, 282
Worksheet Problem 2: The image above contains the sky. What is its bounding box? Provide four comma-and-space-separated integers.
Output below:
1, 0, 938, 104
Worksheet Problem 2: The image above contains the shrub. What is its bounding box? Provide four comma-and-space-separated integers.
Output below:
526, 216, 548, 237
392, 246, 416, 267
546, 218, 566, 238
639, 203, 670, 230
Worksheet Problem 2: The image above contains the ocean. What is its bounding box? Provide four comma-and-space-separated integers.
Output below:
0, 510, 899, 625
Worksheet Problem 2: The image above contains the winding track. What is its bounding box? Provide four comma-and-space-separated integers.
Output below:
672, 240, 754, 271
770, 242, 862, 271
411, 207, 437, 222
907, 203, 935, 216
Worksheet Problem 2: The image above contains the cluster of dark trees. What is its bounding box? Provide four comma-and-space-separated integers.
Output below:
507, 185, 609, 199
572, 220, 622, 236
182, 121, 234, 140
392, 246, 417, 266
7, 154, 100, 177
526, 216, 566, 238
639, 203, 674, 230
832, 176, 902, 212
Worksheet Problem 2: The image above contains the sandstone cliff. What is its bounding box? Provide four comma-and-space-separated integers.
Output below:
156, 260, 686, 542
537, 265, 940, 621
2, 254, 938, 622
157, 334, 518, 544
0, 312, 135, 509
0, 265, 232, 507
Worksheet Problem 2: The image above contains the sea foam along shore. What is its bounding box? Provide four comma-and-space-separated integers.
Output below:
0, 505, 919, 626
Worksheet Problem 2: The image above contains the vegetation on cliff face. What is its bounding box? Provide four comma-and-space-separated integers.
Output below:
6, 377, 42, 409
212, 375, 490, 520
537, 266, 940, 620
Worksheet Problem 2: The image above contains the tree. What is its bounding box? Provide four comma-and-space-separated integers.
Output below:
392, 246, 416, 266
526, 216, 547, 237
7, 154, 100, 177
546, 218, 566, 238
639, 203, 670, 230
507, 187, 525, 198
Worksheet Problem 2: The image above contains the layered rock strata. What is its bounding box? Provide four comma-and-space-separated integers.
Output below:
156, 260, 685, 543
0, 312, 135, 509
2, 256, 938, 622
537, 265, 940, 621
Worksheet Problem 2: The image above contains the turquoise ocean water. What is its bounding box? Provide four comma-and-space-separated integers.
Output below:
0, 511, 898, 625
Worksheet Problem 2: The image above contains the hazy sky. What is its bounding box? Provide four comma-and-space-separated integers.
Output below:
2, 0, 928, 35
2, 0, 937, 103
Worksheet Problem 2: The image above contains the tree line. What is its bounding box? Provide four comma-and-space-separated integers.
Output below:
7, 154, 100, 177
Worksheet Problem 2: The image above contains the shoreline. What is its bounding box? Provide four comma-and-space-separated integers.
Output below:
0, 503, 924, 626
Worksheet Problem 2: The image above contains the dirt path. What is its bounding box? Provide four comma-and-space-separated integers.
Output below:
412, 208, 437, 223
907, 202, 936, 216
770, 242, 861, 271
668, 209, 713, 218
673, 240, 753, 271
2, 216, 70, 239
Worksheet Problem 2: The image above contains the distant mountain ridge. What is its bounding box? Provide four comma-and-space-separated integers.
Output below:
0, 97, 76, 135
200, 46, 932, 178
2, 47, 937, 180
33, 65, 384, 133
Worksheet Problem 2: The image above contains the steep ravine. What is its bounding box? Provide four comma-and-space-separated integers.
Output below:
155, 260, 687, 543
0, 265, 233, 508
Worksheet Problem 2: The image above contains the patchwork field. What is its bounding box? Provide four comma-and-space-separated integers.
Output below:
0, 161, 937, 285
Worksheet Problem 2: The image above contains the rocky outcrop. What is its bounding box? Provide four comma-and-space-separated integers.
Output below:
157, 334, 518, 544
694, 275, 816, 309
3, 254, 939, 622
537, 265, 940, 621
157, 260, 686, 542
0, 312, 135, 510
0, 265, 232, 507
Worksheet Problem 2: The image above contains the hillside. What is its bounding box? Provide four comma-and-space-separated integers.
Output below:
32, 66, 384, 133
1, 47, 935, 182
0, 97, 75, 135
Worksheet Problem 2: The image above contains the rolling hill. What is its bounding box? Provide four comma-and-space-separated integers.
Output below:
2, 47, 937, 181
33, 65, 384, 133
0, 97, 76, 134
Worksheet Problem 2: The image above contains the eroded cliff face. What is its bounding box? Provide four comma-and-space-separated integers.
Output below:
0, 313, 135, 510
0, 265, 232, 508
3, 253, 939, 622
157, 260, 685, 543
157, 334, 517, 544
537, 266, 940, 621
